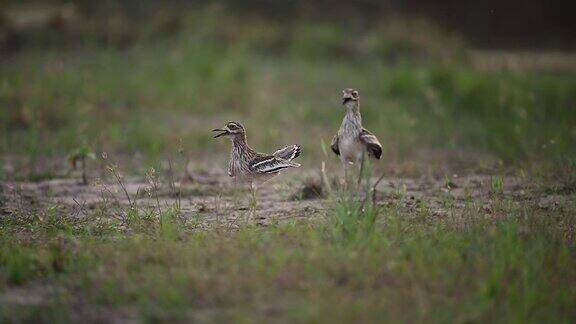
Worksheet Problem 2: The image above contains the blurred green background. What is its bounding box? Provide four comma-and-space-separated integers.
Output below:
1, 0, 575, 175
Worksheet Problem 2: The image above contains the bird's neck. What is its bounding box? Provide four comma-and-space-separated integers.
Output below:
231, 134, 255, 156
343, 100, 362, 128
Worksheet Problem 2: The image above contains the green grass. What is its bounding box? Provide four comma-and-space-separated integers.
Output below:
1, 17, 575, 171
0, 191, 574, 322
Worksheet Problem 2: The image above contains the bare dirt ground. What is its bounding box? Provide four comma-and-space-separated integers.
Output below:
1, 165, 551, 229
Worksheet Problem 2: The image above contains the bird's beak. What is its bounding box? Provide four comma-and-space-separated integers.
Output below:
342, 95, 352, 104
212, 128, 229, 138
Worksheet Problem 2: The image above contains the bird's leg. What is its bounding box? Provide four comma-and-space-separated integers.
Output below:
343, 162, 356, 203
357, 150, 366, 192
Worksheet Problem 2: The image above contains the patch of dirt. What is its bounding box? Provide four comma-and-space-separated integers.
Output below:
0, 284, 52, 307
0, 168, 328, 228
0, 164, 545, 229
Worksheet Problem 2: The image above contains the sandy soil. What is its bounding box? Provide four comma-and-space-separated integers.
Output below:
1, 165, 547, 229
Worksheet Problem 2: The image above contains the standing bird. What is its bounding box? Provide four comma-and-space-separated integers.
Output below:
213, 121, 301, 208
331, 88, 382, 186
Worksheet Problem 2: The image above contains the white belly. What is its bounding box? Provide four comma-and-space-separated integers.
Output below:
339, 137, 364, 164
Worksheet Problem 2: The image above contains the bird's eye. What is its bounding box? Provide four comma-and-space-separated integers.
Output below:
228, 124, 237, 130
352, 91, 358, 97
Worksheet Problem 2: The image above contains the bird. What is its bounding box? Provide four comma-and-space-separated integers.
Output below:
212, 121, 301, 208
331, 88, 382, 187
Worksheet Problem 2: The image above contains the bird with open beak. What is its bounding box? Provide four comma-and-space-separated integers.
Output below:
212, 121, 301, 208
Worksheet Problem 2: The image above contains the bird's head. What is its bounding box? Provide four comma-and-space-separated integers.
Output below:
342, 88, 359, 105
212, 121, 245, 139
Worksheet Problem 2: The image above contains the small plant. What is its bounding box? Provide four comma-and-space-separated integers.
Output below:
106, 163, 133, 207
490, 176, 504, 197
443, 174, 457, 191
68, 146, 95, 185
146, 167, 162, 226
166, 158, 182, 214
331, 197, 379, 244
99, 152, 139, 225
328, 160, 386, 244
177, 138, 194, 183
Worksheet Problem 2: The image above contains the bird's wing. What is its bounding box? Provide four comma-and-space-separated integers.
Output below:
359, 128, 382, 159
330, 134, 340, 156
249, 155, 301, 174
272, 144, 301, 161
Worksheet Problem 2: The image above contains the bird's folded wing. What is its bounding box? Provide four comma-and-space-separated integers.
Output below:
330, 134, 340, 156
359, 128, 382, 159
272, 144, 301, 161
250, 155, 301, 174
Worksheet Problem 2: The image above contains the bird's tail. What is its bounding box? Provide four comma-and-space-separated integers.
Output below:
272, 144, 301, 161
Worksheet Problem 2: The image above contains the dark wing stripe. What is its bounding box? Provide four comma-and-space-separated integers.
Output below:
250, 156, 300, 174
260, 165, 292, 173
290, 145, 301, 160
251, 156, 276, 169
359, 129, 382, 159
331, 134, 340, 156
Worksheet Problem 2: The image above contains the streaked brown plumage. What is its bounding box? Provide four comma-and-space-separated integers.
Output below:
331, 88, 382, 164
212, 121, 301, 206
